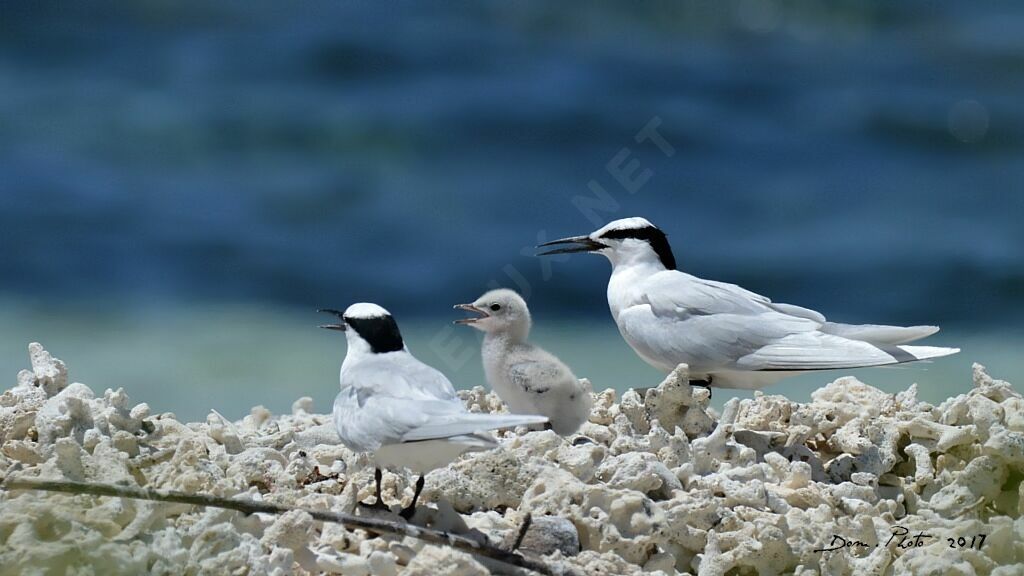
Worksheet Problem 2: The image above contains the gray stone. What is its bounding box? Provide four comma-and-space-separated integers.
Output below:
502, 515, 580, 557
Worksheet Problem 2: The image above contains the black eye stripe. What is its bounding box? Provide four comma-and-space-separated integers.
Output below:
599, 225, 661, 241
598, 226, 676, 269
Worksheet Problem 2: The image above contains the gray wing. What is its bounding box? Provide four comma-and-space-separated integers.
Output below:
643, 271, 826, 322
343, 352, 459, 402
617, 304, 817, 372
620, 270, 939, 373
663, 274, 941, 346
332, 388, 453, 451
334, 355, 547, 452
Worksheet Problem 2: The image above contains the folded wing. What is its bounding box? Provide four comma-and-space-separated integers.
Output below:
821, 322, 939, 345
737, 332, 959, 370
335, 355, 548, 451
625, 270, 957, 373
401, 411, 549, 442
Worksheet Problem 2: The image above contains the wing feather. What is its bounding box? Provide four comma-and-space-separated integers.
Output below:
737, 333, 959, 371
617, 269, 956, 376
401, 412, 549, 441
334, 353, 547, 451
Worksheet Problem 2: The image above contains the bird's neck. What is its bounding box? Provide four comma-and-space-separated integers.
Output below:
607, 258, 664, 317
342, 334, 373, 360
607, 240, 670, 271
339, 349, 363, 379
483, 325, 528, 349
341, 338, 407, 374
609, 252, 666, 278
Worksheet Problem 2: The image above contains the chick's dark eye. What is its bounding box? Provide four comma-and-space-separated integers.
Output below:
490, 304, 501, 311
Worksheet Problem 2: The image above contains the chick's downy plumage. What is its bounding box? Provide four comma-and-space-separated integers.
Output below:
456, 289, 592, 435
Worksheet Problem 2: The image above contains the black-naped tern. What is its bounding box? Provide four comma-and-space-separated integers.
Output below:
539, 217, 960, 391
320, 303, 547, 518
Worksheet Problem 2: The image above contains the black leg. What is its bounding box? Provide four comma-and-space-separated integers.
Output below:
361, 468, 389, 511
411, 475, 425, 508
400, 475, 425, 520
512, 513, 533, 550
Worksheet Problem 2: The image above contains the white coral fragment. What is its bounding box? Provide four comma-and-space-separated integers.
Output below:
1, 344, 1022, 575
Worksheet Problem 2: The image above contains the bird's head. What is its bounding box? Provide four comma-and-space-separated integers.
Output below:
454, 288, 531, 341
537, 217, 676, 270
319, 302, 405, 354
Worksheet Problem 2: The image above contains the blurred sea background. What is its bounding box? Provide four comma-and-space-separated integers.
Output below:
1, 1, 1022, 420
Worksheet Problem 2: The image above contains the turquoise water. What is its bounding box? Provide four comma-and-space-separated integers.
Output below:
1, 300, 1016, 421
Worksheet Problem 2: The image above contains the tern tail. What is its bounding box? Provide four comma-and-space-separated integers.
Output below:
822, 322, 940, 346
893, 345, 960, 362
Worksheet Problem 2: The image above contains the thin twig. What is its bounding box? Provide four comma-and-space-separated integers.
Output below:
513, 512, 533, 551
2, 477, 575, 576
129, 448, 176, 470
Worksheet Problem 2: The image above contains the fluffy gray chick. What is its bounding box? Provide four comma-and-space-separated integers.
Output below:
455, 289, 592, 435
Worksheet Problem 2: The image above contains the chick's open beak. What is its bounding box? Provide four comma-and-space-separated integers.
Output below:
453, 303, 488, 325
536, 235, 605, 255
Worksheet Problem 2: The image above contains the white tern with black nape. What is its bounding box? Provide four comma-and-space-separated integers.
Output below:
454, 289, 593, 436
538, 217, 959, 390
320, 303, 547, 518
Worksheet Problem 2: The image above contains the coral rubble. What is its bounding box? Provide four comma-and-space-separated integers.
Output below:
1, 344, 1022, 575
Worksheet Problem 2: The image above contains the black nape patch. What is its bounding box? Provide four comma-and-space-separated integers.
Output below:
599, 226, 676, 269
345, 315, 404, 353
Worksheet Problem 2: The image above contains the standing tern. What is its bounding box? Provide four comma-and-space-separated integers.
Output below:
320, 303, 547, 518
538, 217, 959, 390
454, 289, 593, 436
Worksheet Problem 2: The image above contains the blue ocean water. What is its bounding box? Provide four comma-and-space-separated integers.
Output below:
1, 3, 1022, 416
1, 1, 1022, 324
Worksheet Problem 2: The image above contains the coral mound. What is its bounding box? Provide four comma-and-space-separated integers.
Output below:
1, 344, 1022, 575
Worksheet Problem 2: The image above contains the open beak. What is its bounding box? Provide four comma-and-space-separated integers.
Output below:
536, 235, 605, 256
453, 303, 488, 325
318, 308, 347, 331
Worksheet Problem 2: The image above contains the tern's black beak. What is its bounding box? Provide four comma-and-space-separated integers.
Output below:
318, 308, 347, 331
536, 235, 605, 256
453, 303, 487, 325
